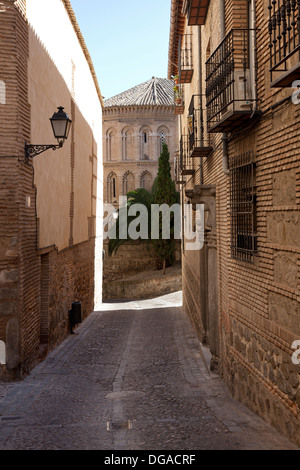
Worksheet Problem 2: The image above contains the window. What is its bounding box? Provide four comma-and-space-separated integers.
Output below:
159, 132, 165, 154
112, 178, 116, 199
122, 128, 133, 161
229, 151, 257, 263
107, 129, 116, 161
141, 128, 151, 160
158, 126, 169, 157
107, 173, 118, 202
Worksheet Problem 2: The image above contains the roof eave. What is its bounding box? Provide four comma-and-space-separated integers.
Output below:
103, 104, 176, 111
168, 0, 185, 79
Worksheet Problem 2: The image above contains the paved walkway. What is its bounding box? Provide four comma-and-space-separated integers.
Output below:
0, 292, 298, 450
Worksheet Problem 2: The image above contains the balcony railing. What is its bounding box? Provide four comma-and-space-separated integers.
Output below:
206, 29, 257, 133
268, 0, 300, 87
188, 95, 213, 158
179, 34, 193, 84
183, 0, 210, 26
180, 135, 195, 177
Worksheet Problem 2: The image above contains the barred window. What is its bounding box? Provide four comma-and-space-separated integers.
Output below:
229, 151, 257, 263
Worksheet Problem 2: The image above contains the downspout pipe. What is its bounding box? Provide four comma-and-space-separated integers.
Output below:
198, 26, 203, 185
220, 0, 229, 175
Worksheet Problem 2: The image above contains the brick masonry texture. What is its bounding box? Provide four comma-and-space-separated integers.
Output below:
169, 0, 300, 447
0, 1, 102, 380
103, 104, 178, 204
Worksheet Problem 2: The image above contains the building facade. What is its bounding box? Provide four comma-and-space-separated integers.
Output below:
102, 77, 179, 206
102, 77, 180, 282
168, 0, 300, 445
0, 0, 103, 380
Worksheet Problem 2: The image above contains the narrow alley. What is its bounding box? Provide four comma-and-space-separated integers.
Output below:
0, 292, 296, 452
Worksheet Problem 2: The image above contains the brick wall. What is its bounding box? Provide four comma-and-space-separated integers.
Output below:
103, 105, 178, 204
0, 1, 102, 380
170, 0, 300, 446
0, 1, 41, 379
222, 0, 300, 443
225, 0, 248, 31
39, 239, 95, 354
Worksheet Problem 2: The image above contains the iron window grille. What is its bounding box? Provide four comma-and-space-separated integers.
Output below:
206, 29, 256, 133
229, 151, 257, 263
268, 0, 300, 87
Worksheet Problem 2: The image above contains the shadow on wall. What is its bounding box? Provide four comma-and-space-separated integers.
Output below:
0, 6, 102, 380
27, 21, 102, 364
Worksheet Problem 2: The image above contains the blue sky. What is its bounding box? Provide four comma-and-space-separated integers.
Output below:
70, 0, 172, 100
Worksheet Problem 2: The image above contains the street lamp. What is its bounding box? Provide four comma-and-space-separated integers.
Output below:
25, 106, 72, 162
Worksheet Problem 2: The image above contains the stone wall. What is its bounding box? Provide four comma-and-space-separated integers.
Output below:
103, 240, 181, 282
103, 241, 157, 282
103, 266, 182, 300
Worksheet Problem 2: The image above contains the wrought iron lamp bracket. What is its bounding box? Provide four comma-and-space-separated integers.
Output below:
25, 142, 63, 162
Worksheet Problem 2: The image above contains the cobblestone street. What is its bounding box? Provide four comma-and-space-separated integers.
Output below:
0, 292, 297, 451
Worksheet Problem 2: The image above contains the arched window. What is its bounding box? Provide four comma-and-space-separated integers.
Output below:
106, 129, 116, 161
140, 127, 152, 160
140, 171, 153, 192
159, 131, 165, 153
107, 172, 118, 203
123, 171, 135, 195
122, 128, 134, 161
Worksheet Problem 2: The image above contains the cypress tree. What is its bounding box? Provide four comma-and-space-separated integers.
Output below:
153, 142, 178, 274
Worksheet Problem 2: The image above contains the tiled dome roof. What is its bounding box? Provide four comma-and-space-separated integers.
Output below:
104, 77, 175, 107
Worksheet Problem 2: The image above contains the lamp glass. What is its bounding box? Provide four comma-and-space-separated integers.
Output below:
50, 107, 72, 142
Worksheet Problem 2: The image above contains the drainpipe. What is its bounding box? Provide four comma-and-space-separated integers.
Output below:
220, 0, 229, 175
198, 25, 203, 185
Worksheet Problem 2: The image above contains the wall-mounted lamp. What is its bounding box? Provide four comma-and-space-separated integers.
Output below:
25, 106, 72, 162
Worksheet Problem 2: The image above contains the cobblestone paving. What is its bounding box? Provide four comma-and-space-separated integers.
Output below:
0, 292, 298, 450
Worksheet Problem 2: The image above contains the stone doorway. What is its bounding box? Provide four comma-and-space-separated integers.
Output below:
187, 185, 219, 370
